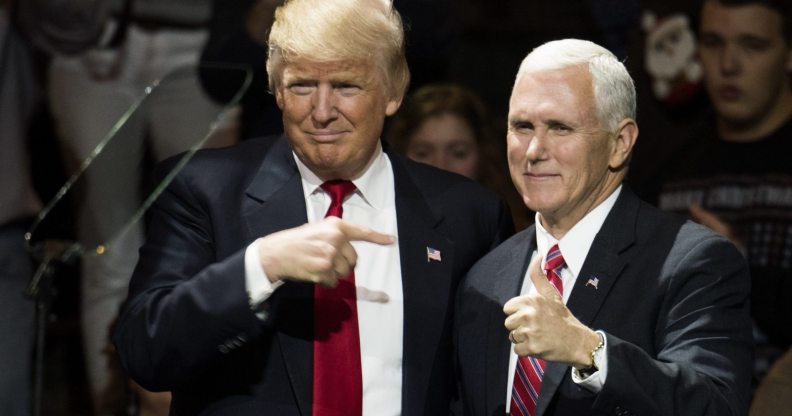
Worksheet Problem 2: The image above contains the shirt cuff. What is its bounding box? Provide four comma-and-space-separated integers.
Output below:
571, 330, 608, 392
245, 238, 283, 314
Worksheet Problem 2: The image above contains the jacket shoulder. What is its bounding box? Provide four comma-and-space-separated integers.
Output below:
152, 136, 280, 191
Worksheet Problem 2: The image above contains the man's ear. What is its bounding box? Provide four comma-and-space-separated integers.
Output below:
609, 118, 638, 170
385, 95, 403, 116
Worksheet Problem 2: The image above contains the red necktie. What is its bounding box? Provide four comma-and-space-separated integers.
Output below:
510, 244, 565, 416
313, 180, 362, 416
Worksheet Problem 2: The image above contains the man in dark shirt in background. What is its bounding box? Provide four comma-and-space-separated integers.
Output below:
656, 0, 792, 385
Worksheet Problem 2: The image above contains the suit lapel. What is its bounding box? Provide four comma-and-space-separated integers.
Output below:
242, 137, 314, 415
536, 188, 639, 415
486, 230, 535, 414
566, 188, 638, 327
389, 155, 457, 414
242, 136, 306, 237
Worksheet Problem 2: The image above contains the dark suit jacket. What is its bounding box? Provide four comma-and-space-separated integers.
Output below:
454, 187, 753, 416
113, 135, 513, 415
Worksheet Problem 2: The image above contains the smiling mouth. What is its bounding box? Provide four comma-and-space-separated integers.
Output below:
308, 131, 346, 141
524, 172, 559, 182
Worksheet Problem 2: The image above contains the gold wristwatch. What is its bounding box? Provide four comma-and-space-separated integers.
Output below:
579, 331, 605, 377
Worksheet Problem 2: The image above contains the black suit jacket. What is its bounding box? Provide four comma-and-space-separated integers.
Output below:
113, 136, 513, 415
454, 187, 753, 415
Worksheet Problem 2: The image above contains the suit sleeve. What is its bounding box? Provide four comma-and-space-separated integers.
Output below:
113, 169, 265, 391
592, 233, 753, 416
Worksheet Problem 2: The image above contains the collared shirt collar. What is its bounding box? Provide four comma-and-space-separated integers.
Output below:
535, 185, 622, 277
293, 141, 389, 211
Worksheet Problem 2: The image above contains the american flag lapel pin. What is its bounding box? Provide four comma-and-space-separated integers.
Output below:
426, 246, 442, 262
585, 276, 600, 290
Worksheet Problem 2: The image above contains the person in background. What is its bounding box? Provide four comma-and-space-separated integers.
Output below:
0, 1, 42, 414
387, 83, 497, 180
386, 83, 531, 230
623, 0, 710, 201
113, 0, 513, 414
655, 0, 792, 387
200, 0, 284, 140
44, 0, 234, 413
750, 346, 792, 415
454, 38, 752, 415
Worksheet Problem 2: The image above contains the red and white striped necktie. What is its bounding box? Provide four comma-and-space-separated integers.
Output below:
510, 244, 565, 416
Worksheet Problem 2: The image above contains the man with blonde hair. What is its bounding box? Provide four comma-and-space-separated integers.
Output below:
454, 39, 752, 415
113, 0, 512, 414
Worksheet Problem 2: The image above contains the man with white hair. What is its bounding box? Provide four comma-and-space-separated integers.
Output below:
113, 0, 512, 414
454, 38, 752, 415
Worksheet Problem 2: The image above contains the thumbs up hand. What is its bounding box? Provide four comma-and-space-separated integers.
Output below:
503, 253, 601, 369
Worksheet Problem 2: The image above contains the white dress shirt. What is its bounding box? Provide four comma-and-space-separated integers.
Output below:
506, 185, 622, 410
244, 142, 404, 416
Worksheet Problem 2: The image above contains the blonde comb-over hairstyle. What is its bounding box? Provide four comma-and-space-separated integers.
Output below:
266, 0, 410, 100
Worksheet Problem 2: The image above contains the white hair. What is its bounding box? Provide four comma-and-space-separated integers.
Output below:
516, 39, 636, 133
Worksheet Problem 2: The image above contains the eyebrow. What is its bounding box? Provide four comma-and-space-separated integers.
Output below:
546, 119, 570, 127
700, 30, 775, 42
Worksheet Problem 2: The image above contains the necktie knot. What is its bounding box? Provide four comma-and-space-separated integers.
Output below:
321, 180, 356, 218
543, 244, 565, 297
544, 244, 565, 274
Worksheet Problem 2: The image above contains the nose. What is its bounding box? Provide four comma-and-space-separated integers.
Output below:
523, 130, 547, 163
719, 44, 740, 76
434, 153, 452, 172
311, 85, 338, 125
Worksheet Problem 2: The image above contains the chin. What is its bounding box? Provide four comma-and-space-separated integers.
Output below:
299, 156, 339, 177
524, 192, 563, 213
714, 104, 753, 123
521, 196, 546, 214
